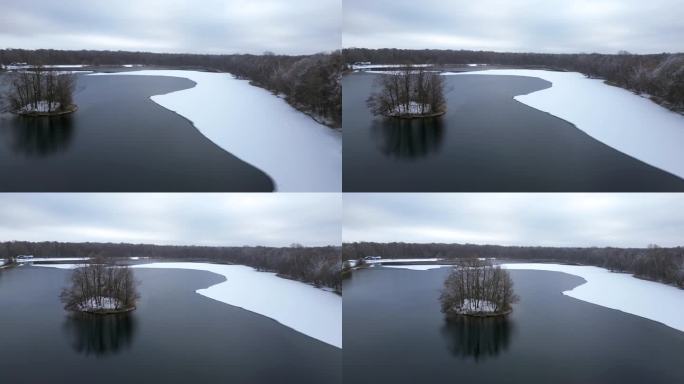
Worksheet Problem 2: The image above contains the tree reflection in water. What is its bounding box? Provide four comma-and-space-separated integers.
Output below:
371, 117, 444, 159
63, 313, 137, 357
441, 315, 513, 362
4, 115, 74, 156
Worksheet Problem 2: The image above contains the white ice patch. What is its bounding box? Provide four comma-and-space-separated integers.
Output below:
383, 264, 451, 271
501, 263, 684, 333
89, 70, 341, 192
18, 257, 90, 263
443, 69, 684, 180
33, 263, 85, 269
133, 262, 341, 348
365, 258, 442, 264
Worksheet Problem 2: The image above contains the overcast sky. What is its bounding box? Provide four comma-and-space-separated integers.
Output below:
0, 0, 340, 55
344, 194, 684, 248
0, 194, 341, 247
344, 0, 684, 54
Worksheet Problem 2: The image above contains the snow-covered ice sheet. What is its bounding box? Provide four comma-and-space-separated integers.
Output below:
18, 257, 90, 263
134, 262, 341, 348
89, 70, 341, 191
443, 69, 684, 180
502, 263, 684, 332
33, 263, 84, 269
365, 258, 442, 264
383, 264, 451, 271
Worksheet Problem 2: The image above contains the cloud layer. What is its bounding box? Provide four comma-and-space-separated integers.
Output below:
344, 194, 684, 247
0, 0, 340, 54
0, 194, 341, 247
344, 0, 684, 54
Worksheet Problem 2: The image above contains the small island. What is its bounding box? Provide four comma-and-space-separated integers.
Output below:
367, 65, 446, 118
6, 65, 77, 116
440, 260, 518, 318
60, 257, 139, 315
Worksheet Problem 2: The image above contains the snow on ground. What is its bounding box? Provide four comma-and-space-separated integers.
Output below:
501, 263, 684, 332
78, 297, 121, 311
89, 70, 341, 192
458, 299, 497, 313
392, 101, 432, 115
0, 259, 5, 267
383, 264, 451, 271
133, 262, 341, 348
18, 101, 61, 113
443, 69, 684, 180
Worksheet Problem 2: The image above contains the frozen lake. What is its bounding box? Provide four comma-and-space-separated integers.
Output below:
343, 72, 684, 191
0, 265, 340, 383
343, 266, 684, 384
0, 73, 273, 191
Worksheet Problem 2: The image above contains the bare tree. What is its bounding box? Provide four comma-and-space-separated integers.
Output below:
367, 65, 446, 117
6, 65, 76, 115
61, 256, 139, 313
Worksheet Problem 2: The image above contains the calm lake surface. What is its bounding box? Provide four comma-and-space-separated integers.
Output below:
343, 72, 684, 191
343, 267, 684, 384
0, 266, 340, 384
0, 74, 273, 191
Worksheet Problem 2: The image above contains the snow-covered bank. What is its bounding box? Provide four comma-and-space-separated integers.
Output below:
443, 69, 684, 180
33, 263, 84, 269
134, 262, 341, 348
89, 70, 341, 192
501, 263, 684, 332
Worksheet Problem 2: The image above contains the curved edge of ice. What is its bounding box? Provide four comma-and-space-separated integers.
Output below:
89, 70, 342, 192
133, 262, 342, 348
443, 69, 684, 181
501, 263, 684, 333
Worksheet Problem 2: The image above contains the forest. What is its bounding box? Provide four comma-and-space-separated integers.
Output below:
343, 242, 684, 288
345, 48, 684, 113
0, 241, 341, 292
0, 49, 342, 127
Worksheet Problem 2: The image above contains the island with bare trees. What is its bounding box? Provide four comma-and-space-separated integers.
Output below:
5, 65, 77, 116
439, 260, 518, 318
366, 66, 446, 118
60, 257, 139, 315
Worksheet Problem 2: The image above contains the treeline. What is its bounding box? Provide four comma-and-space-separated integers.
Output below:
0, 49, 342, 127
0, 241, 341, 292
343, 242, 684, 288
344, 48, 684, 113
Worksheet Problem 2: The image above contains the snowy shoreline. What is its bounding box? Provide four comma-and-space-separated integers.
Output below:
89, 70, 342, 192
443, 69, 684, 180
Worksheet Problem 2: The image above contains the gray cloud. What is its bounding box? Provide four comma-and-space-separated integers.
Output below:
344, 194, 684, 247
344, 0, 684, 54
0, 193, 341, 247
0, 0, 340, 54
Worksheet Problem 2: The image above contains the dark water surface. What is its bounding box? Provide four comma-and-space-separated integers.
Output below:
0, 74, 273, 191
343, 267, 684, 384
0, 266, 340, 384
343, 72, 684, 191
